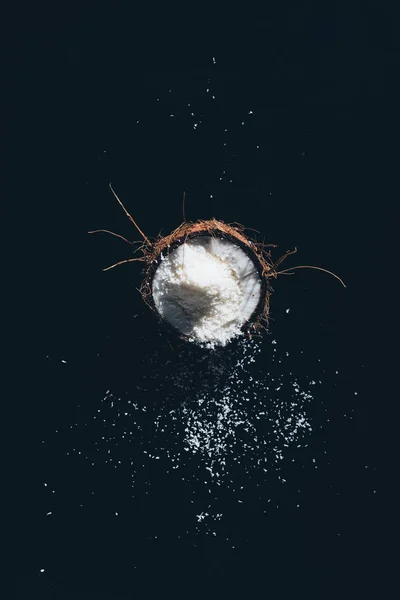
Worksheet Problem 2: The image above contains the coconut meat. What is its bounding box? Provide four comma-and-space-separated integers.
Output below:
151, 236, 262, 347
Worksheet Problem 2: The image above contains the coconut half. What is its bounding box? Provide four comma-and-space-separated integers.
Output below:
139, 220, 275, 347
91, 186, 345, 347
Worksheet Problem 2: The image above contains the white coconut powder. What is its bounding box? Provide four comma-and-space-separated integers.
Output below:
151, 236, 262, 346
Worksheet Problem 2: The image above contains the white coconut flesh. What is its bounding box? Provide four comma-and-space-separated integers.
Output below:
151, 235, 262, 347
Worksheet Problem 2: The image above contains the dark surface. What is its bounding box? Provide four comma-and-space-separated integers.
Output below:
15, 5, 395, 598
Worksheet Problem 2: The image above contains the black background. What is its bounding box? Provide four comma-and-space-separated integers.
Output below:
15, 3, 396, 598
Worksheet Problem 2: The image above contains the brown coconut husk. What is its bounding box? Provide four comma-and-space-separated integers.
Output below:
89, 185, 345, 342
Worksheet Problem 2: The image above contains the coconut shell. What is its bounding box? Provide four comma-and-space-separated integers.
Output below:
138, 219, 277, 341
